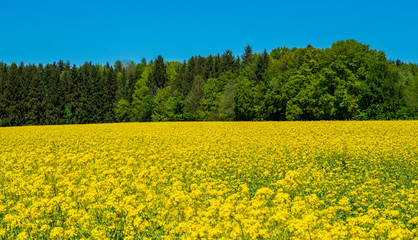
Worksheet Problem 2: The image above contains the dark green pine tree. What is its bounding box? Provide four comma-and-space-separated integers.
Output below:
242, 45, 254, 68
180, 58, 196, 96
102, 64, 117, 123
74, 63, 92, 124
194, 56, 206, 77
255, 49, 270, 82
83, 63, 101, 123
204, 55, 214, 79
91, 64, 105, 123
220, 50, 237, 74
43, 63, 62, 125
114, 60, 123, 73
2, 63, 21, 126
25, 64, 44, 125
85, 64, 98, 123
206, 54, 221, 79
58, 64, 77, 124
57, 61, 71, 101
66, 65, 82, 124
148, 55, 168, 95
173, 61, 186, 94
0, 63, 7, 126
19, 62, 32, 125
125, 72, 136, 103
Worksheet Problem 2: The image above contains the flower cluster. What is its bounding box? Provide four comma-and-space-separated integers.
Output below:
0, 121, 417, 239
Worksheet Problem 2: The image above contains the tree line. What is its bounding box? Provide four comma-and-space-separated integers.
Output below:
0, 39, 417, 126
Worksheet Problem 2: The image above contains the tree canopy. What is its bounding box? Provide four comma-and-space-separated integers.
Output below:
1, 40, 417, 126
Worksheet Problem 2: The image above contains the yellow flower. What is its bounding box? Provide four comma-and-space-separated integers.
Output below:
16, 231, 29, 240
50, 227, 64, 239
0, 227, 6, 237
0, 121, 416, 239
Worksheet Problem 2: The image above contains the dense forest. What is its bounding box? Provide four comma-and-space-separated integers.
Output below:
0, 40, 417, 126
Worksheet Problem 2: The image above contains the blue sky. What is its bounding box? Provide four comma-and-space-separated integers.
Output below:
1, 0, 417, 65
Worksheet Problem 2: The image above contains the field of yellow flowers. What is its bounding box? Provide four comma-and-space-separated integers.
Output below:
0, 121, 417, 239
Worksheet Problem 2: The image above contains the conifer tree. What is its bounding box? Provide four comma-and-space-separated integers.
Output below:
26, 65, 44, 125
242, 45, 254, 68
148, 55, 168, 95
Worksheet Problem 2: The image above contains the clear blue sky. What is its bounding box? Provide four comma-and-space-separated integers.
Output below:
1, 0, 417, 65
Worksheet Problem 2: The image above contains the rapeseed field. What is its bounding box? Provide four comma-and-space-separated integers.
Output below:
0, 121, 417, 239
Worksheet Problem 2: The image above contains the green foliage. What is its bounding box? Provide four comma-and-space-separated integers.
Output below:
270, 46, 290, 60
148, 55, 168, 95
255, 50, 270, 82
281, 74, 308, 120
115, 99, 133, 122
166, 61, 182, 87
220, 50, 238, 73
63, 105, 73, 124
198, 71, 236, 121
184, 75, 205, 120
242, 45, 254, 68
116, 72, 126, 101
199, 78, 223, 120
132, 83, 153, 122
219, 80, 236, 121
152, 87, 184, 121
234, 74, 265, 121
0, 40, 417, 126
